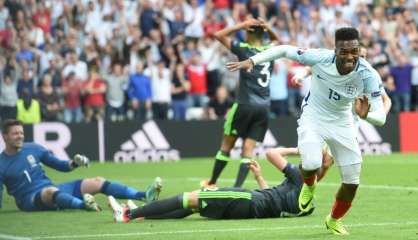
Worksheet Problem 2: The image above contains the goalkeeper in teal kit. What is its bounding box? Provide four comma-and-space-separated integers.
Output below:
0, 119, 162, 212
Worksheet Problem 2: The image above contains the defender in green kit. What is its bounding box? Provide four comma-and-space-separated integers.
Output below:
201, 18, 279, 188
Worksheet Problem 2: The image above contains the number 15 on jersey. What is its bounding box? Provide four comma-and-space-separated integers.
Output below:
328, 88, 341, 101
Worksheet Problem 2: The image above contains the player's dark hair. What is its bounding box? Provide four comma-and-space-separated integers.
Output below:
1, 119, 23, 134
248, 26, 264, 39
335, 27, 359, 45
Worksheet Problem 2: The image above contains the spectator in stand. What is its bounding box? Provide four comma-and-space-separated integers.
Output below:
184, 0, 205, 39
17, 68, 34, 98
0, 0, 9, 30
62, 50, 88, 82
39, 42, 55, 75
27, 19, 44, 48
140, 0, 157, 37
212, 0, 230, 20
0, 19, 16, 50
61, 72, 83, 123
102, 62, 129, 122
0, 60, 18, 120
270, 60, 289, 117
390, 53, 413, 112
377, 66, 396, 107
0, 73, 18, 120
186, 52, 208, 107
32, 1, 51, 34
81, 67, 107, 122
182, 40, 198, 64
202, 11, 224, 38
37, 74, 62, 122
17, 90, 41, 124
171, 62, 190, 120
145, 60, 172, 120
16, 40, 35, 63
42, 58, 62, 90
167, 9, 188, 40
408, 37, 418, 111
128, 62, 152, 121
199, 36, 222, 97
84, 1, 102, 34
207, 85, 233, 120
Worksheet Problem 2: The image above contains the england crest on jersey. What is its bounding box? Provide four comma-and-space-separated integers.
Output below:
27, 155, 37, 167
345, 83, 357, 97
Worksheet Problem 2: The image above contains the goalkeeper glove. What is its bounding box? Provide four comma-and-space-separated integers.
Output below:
72, 154, 90, 168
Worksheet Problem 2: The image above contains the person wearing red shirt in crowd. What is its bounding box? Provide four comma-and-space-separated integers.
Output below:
212, 0, 230, 20
203, 12, 224, 38
82, 67, 107, 122
186, 52, 208, 107
61, 72, 83, 123
0, 19, 16, 49
32, 2, 51, 34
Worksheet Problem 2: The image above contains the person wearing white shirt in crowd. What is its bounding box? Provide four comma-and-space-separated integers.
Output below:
145, 60, 172, 120
62, 50, 88, 82
101, 62, 129, 122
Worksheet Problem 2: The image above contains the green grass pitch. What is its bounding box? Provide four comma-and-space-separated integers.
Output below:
1, 153, 417, 240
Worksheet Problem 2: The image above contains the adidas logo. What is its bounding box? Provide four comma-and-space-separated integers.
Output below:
230, 129, 278, 159
357, 119, 391, 155
113, 121, 180, 162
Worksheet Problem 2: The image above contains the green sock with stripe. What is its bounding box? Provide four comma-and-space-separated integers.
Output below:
128, 194, 184, 219
209, 151, 230, 185
234, 157, 251, 188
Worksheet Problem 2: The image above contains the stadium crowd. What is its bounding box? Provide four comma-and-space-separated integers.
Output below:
0, 0, 417, 124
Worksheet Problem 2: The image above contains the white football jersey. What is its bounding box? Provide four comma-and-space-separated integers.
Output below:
286, 48, 382, 126
352, 76, 386, 129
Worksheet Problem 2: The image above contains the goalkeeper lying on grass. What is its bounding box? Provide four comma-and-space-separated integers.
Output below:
109, 147, 333, 222
0, 119, 162, 212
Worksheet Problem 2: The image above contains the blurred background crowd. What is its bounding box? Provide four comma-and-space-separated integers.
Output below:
0, 0, 417, 124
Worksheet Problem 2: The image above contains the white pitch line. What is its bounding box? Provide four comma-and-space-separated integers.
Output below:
112, 177, 418, 192
0, 233, 32, 240
32, 221, 418, 239
186, 177, 418, 192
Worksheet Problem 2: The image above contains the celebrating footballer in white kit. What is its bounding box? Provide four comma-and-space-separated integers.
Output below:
226, 27, 386, 235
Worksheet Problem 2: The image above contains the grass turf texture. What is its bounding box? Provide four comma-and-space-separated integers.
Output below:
0, 153, 417, 240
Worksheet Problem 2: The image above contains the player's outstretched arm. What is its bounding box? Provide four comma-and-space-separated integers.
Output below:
40, 149, 73, 172
367, 95, 386, 126
214, 18, 261, 49
382, 93, 392, 114
291, 66, 311, 87
226, 45, 299, 72
355, 95, 386, 126
266, 147, 298, 172
40, 145, 88, 172
357, 69, 388, 126
249, 160, 269, 189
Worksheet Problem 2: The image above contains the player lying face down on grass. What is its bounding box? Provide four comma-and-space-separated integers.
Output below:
108, 148, 333, 222
0, 119, 162, 212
